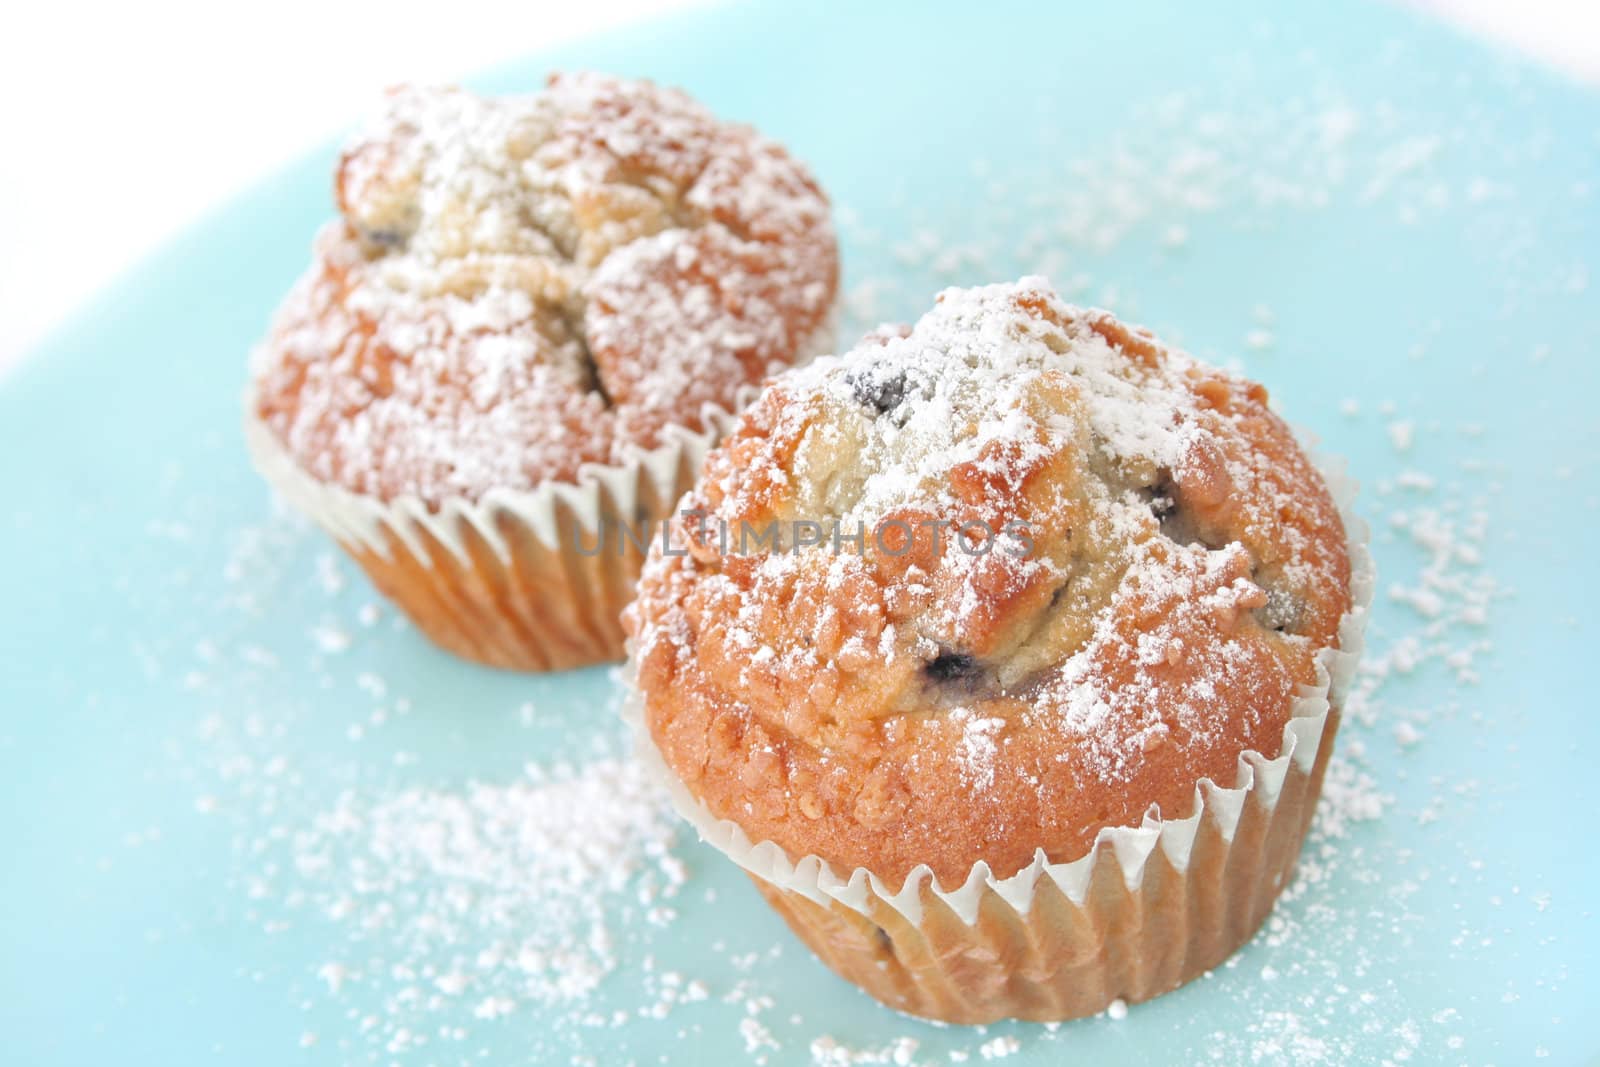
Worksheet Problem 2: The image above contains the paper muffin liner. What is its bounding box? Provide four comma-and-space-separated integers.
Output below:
242, 304, 837, 672
622, 437, 1374, 1023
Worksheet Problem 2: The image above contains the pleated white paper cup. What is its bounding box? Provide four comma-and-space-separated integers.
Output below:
623, 439, 1373, 1023
242, 315, 838, 672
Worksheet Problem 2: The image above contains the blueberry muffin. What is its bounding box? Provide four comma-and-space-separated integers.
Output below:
626, 278, 1370, 1022
246, 73, 838, 670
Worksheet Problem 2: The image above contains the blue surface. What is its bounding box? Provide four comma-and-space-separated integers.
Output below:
2, 1, 1597, 1064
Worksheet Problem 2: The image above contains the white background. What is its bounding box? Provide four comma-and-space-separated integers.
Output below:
1, 0, 1596, 377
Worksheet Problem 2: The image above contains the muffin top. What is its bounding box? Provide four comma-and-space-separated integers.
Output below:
251, 73, 838, 505
629, 279, 1352, 886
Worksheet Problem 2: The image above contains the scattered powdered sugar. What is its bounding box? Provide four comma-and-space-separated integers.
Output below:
977, 1034, 1021, 1059
810, 1034, 921, 1065
287, 758, 682, 1014
143, 34, 1579, 1065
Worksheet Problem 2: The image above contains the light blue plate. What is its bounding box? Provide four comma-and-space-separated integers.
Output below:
4, 1, 1597, 1063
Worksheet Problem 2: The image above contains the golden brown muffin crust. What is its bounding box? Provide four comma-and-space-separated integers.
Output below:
252, 74, 838, 506
628, 280, 1351, 887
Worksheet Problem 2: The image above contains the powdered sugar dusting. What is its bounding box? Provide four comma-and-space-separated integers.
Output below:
253, 74, 837, 504
288, 758, 682, 1013
792, 278, 1198, 524
110, 23, 1581, 1064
